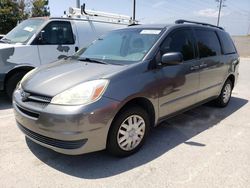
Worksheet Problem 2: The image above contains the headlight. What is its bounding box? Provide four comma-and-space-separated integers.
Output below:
51, 79, 109, 105
20, 68, 37, 83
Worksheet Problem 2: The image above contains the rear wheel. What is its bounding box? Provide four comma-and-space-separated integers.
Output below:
5, 71, 27, 100
107, 106, 150, 157
213, 79, 233, 107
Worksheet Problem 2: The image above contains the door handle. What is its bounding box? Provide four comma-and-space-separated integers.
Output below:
199, 63, 207, 68
190, 65, 200, 71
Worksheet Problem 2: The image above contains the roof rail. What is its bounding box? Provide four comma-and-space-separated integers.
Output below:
175, 19, 224, 30
66, 3, 137, 25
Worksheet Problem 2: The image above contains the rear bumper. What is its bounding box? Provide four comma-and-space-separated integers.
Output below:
13, 89, 121, 155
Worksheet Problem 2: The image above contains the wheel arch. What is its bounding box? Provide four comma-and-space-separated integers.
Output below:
106, 97, 156, 156
4, 65, 35, 89
227, 74, 235, 89
112, 97, 156, 128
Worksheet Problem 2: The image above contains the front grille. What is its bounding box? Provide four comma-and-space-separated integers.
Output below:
18, 123, 87, 150
28, 95, 52, 103
24, 101, 49, 108
16, 105, 39, 119
20, 89, 52, 108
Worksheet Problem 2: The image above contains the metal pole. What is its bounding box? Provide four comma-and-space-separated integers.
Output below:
248, 12, 250, 35
76, 0, 80, 8
132, 0, 136, 22
217, 0, 223, 26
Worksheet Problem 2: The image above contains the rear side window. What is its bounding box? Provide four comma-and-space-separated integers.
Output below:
160, 29, 195, 61
40, 21, 74, 45
217, 31, 236, 54
195, 30, 221, 58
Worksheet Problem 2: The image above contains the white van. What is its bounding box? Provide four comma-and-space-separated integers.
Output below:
0, 7, 132, 98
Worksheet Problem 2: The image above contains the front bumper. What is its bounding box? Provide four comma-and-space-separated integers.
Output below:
0, 73, 5, 91
13, 89, 120, 155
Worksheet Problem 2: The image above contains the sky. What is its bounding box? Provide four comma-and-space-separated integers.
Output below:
49, 0, 250, 35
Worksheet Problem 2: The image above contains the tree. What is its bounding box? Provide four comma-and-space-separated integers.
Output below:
0, 0, 21, 34
18, 0, 29, 20
31, 0, 50, 17
0, 0, 50, 34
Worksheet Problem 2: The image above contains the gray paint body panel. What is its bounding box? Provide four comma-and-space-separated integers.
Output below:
13, 24, 240, 155
22, 59, 127, 96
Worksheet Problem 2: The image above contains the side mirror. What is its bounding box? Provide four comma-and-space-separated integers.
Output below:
161, 52, 183, 66
37, 30, 45, 43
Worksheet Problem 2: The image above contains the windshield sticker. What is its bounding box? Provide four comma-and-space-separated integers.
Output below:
23, 26, 34, 32
140, 30, 161, 35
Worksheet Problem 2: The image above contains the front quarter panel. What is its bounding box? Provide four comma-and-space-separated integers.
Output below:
0, 44, 39, 90
0, 45, 40, 74
103, 61, 159, 123
3, 45, 40, 67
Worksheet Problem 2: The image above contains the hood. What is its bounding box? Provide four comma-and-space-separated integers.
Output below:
22, 59, 126, 97
0, 43, 23, 49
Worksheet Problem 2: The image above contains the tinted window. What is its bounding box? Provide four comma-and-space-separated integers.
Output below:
217, 31, 236, 54
195, 30, 221, 58
40, 21, 74, 45
160, 29, 195, 61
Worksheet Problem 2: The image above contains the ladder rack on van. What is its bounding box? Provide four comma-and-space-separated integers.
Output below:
175, 19, 224, 30
67, 3, 137, 25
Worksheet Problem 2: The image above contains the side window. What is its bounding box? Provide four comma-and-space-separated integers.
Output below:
195, 30, 221, 58
40, 21, 74, 45
160, 29, 195, 61
217, 31, 236, 55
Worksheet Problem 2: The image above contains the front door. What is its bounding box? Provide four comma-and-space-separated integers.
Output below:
35, 21, 77, 64
158, 28, 200, 118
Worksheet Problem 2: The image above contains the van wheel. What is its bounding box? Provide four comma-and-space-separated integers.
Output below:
5, 71, 27, 100
213, 79, 233, 107
107, 106, 150, 157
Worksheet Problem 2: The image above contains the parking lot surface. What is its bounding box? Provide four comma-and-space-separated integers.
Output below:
0, 58, 250, 188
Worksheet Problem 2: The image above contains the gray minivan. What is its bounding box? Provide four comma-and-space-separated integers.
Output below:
13, 20, 239, 157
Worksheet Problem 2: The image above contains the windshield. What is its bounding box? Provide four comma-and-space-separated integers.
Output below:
75, 28, 163, 64
1, 19, 45, 44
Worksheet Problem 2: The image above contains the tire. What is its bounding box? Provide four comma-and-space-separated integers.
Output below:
213, 79, 233, 107
107, 106, 150, 157
5, 71, 27, 100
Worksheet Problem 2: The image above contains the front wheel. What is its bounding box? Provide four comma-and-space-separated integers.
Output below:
5, 71, 27, 100
213, 79, 233, 107
107, 106, 150, 157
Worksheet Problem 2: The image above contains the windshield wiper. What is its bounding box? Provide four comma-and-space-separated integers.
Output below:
78, 57, 108, 65
0, 38, 11, 43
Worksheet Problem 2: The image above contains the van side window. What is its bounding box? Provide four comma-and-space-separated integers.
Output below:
217, 31, 236, 55
160, 29, 195, 61
195, 30, 221, 58
39, 21, 74, 45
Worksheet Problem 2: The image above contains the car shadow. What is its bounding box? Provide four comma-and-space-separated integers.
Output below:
26, 96, 248, 179
0, 92, 12, 110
